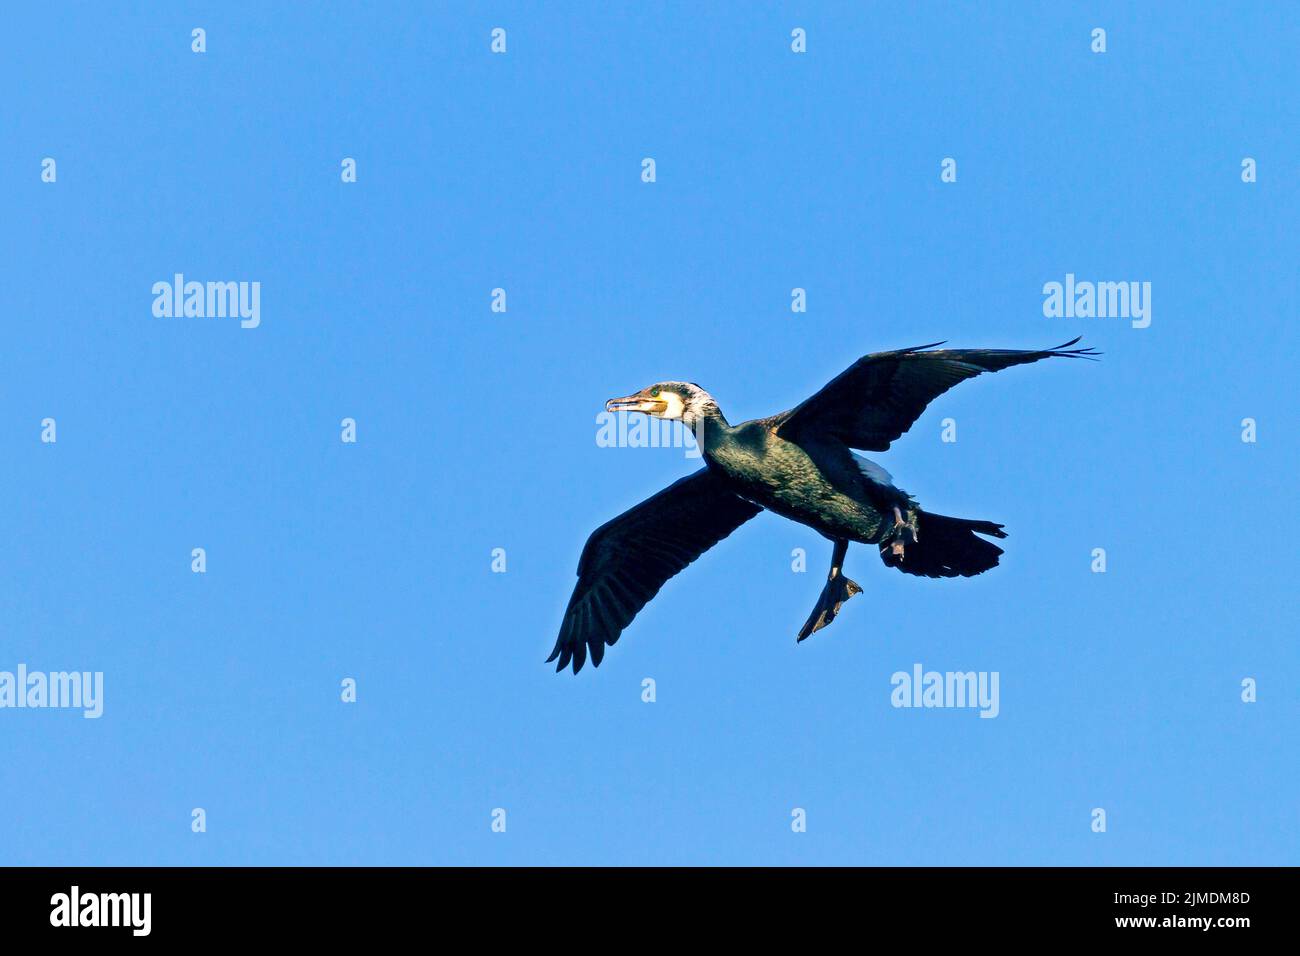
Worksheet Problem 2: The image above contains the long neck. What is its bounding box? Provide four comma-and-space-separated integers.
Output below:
684, 405, 731, 456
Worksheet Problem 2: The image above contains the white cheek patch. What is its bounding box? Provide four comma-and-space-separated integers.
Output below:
661, 391, 686, 420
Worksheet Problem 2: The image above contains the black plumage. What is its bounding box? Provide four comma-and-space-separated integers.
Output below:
548, 339, 1097, 673
553, 470, 761, 673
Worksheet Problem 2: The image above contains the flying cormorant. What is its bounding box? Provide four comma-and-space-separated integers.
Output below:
548, 339, 1098, 673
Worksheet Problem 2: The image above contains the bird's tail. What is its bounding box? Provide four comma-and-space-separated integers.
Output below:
879, 511, 1006, 578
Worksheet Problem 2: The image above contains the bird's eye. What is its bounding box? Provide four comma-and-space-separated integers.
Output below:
650, 388, 660, 398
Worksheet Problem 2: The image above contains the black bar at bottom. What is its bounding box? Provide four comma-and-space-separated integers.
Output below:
0, 866, 1286, 941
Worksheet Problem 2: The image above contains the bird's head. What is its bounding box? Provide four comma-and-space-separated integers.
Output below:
605, 382, 721, 427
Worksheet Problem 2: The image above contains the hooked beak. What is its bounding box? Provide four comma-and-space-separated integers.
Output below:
606, 391, 667, 416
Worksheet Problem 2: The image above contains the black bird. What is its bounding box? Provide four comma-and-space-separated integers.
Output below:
548, 339, 1097, 673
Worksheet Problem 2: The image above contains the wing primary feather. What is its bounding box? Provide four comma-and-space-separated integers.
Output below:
774, 338, 1098, 451
549, 469, 762, 674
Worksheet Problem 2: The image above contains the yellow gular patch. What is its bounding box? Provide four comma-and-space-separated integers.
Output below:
659, 391, 686, 420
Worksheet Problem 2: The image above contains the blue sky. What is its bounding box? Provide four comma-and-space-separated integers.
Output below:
1, 2, 1296, 865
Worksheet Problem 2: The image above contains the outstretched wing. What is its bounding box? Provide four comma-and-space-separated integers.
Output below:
549, 468, 762, 674
774, 338, 1098, 452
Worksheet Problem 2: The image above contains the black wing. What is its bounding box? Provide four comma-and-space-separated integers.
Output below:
548, 468, 762, 674
773, 338, 1098, 452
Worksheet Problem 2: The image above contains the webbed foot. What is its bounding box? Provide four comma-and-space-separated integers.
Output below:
796, 568, 862, 642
